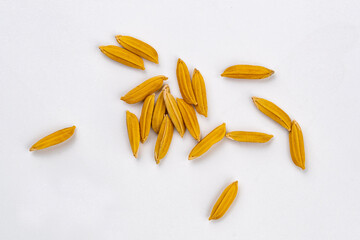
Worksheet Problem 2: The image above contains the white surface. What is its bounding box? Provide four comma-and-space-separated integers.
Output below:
1, 0, 360, 239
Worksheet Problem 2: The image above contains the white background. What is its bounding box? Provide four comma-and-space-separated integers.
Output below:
1, 0, 360, 239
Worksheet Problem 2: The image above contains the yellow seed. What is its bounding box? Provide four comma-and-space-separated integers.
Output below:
116, 35, 158, 64
126, 111, 140, 158
99, 45, 145, 70
221, 65, 274, 79
121, 75, 168, 104
209, 181, 238, 220
226, 131, 273, 143
30, 126, 76, 151
188, 123, 226, 160
289, 120, 305, 170
192, 68, 208, 117
152, 85, 169, 133
163, 87, 185, 137
252, 97, 292, 131
154, 115, 174, 164
140, 94, 155, 143
177, 98, 200, 141
176, 58, 197, 105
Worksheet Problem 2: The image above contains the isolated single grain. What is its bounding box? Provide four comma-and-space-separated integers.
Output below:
126, 111, 140, 158
226, 131, 273, 143
30, 126, 76, 151
221, 65, 274, 79
209, 181, 238, 220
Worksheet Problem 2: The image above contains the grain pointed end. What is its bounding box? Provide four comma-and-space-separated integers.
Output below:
252, 96, 259, 103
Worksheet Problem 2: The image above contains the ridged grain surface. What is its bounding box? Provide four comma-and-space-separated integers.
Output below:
176, 59, 197, 105
252, 97, 292, 131
126, 111, 140, 158
121, 75, 168, 104
289, 120, 305, 170
177, 98, 200, 141
192, 69, 208, 117
140, 94, 155, 143
154, 115, 174, 164
221, 65, 274, 79
163, 87, 185, 137
99, 45, 145, 70
209, 181, 238, 220
30, 126, 76, 151
188, 123, 226, 160
116, 35, 158, 64
152, 85, 168, 133
226, 131, 273, 143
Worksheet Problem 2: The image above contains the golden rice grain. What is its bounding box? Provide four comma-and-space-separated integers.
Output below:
289, 120, 305, 170
30, 126, 76, 151
176, 58, 197, 105
154, 115, 174, 164
177, 98, 200, 141
99, 45, 145, 70
188, 123, 226, 160
209, 181, 238, 220
121, 75, 168, 104
221, 65, 274, 79
126, 111, 140, 158
140, 94, 155, 143
192, 68, 208, 117
116, 35, 158, 64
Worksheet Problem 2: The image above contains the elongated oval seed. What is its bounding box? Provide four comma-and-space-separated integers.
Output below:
152, 85, 169, 133
221, 65, 274, 79
163, 88, 185, 137
177, 98, 200, 141
116, 35, 158, 64
226, 131, 273, 143
154, 115, 174, 164
252, 97, 292, 131
126, 111, 140, 158
121, 75, 168, 104
289, 120, 305, 170
209, 181, 238, 220
176, 59, 197, 105
30, 126, 76, 151
192, 68, 208, 117
140, 94, 155, 143
188, 123, 226, 160
99, 45, 145, 70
